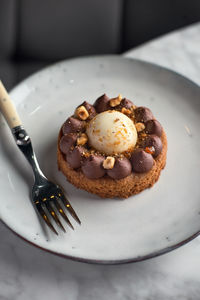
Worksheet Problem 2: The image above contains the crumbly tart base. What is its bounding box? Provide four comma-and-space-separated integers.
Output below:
57, 131, 167, 199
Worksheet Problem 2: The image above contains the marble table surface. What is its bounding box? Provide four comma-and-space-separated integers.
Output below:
1, 22, 200, 300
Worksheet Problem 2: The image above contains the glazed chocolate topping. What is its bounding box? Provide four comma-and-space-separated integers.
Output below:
66, 146, 85, 169
62, 117, 85, 134
134, 106, 154, 123
144, 135, 163, 157
59, 94, 164, 177
80, 101, 97, 120
82, 155, 106, 179
94, 94, 110, 113
131, 148, 154, 173
60, 133, 77, 154
121, 98, 134, 109
107, 157, 132, 180
145, 119, 162, 137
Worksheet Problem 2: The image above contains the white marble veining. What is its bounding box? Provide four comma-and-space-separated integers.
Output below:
125, 22, 200, 86
1, 223, 200, 300
1, 22, 200, 300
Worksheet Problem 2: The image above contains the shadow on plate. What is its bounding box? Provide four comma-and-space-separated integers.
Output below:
0, 117, 55, 237
0, 118, 32, 187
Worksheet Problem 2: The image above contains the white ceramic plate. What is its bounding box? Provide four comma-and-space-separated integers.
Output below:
0, 55, 200, 264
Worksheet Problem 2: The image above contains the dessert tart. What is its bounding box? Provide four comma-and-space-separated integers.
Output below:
57, 94, 167, 198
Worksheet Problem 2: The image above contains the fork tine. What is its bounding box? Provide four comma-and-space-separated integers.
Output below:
45, 202, 66, 233
60, 195, 81, 225
35, 203, 58, 235
54, 198, 74, 230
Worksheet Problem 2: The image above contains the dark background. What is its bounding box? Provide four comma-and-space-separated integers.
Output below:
1, 0, 200, 90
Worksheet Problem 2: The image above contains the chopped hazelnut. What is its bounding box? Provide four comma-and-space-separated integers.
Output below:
103, 156, 115, 169
131, 105, 137, 110
77, 133, 88, 145
109, 94, 122, 107
121, 107, 132, 115
140, 132, 147, 138
83, 152, 90, 158
145, 146, 155, 155
135, 122, 145, 132
75, 106, 89, 120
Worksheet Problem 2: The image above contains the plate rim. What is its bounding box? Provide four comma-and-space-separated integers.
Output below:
1, 218, 200, 265
1, 54, 200, 264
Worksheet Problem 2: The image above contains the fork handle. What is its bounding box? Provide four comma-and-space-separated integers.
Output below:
0, 81, 22, 128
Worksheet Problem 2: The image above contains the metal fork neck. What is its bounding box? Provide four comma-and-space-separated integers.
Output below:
12, 125, 30, 146
12, 125, 46, 184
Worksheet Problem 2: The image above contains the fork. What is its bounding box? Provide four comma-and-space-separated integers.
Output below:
0, 81, 81, 235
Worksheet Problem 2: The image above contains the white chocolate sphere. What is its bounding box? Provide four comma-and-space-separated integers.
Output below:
86, 110, 137, 155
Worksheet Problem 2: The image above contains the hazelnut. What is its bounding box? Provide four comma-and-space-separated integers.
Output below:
103, 156, 115, 169
109, 94, 122, 107
131, 104, 137, 110
77, 133, 88, 145
121, 107, 132, 115
135, 122, 145, 132
145, 146, 155, 155
75, 105, 89, 120
140, 132, 147, 138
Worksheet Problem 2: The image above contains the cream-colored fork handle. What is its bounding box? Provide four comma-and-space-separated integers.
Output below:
0, 81, 22, 129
